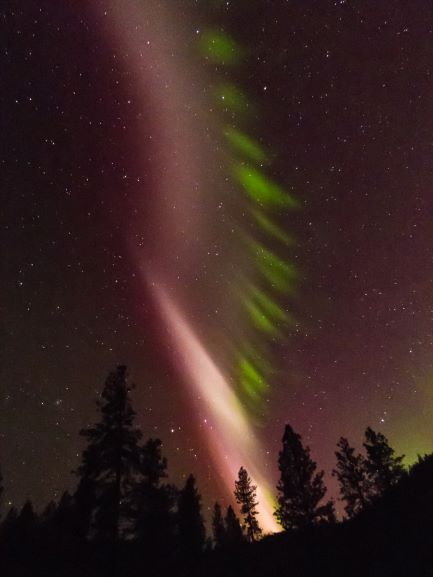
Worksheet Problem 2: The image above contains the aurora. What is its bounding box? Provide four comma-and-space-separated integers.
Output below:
99, 0, 298, 531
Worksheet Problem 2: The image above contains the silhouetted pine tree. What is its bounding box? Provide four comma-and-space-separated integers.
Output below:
333, 437, 373, 518
41, 500, 57, 521
363, 427, 405, 496
16, 500, 36, 548
55, 491, 77, 540
76, 366, 142, 546
0, 505, 19, 561
224, 505, 244, 547
234, 467, 262, 542
212, 502, 226, 548
275, 424, 335, 530
38, 491, 81, 571
177, 474, 205, 559
133, 438, 175, 553
1, 505, 18, 536
39, 500, 59, 551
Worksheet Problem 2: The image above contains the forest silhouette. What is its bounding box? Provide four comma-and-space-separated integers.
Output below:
0, 365, 432, 577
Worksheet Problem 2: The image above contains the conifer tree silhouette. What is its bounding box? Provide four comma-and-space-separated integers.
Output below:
2, 505, 18, 535
76, 365, 142, 543
133, 438, 175, 552
212, 502, 226, 548
0, 506, 19, 557
363, 427, 405, 495
16, 500, 36, 549
54, 491, 77, 541
275, 424, 335, 529
333, 436, 373, 517
234, 467, 262, 541
224, 505, 244, 547
177, 474, 205, 559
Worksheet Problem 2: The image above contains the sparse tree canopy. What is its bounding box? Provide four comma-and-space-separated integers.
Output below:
234, 466, 262, 542
275, 424, 335, 530
333, 437, 373, 518
363, 427, 405, 495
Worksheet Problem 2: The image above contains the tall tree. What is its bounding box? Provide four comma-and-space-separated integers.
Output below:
224, 505, 244, 547
212, 502, 226, 548
133, 438, 175, 550
363, 427, 405, 495
39, 492, 79, 559
76, 365, 142, 543
16, 500, 36, 546
234, 467, 262, 542
54, 491, 78, 542
1, 505, 18, 535
177, 474, 205, 559
275, 424, 335, 530
333, 437, 373, 518
0, 507, 19, 555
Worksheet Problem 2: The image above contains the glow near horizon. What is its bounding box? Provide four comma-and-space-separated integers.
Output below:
151, 283, 279, 533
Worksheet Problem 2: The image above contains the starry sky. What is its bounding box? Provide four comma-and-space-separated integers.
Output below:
1, 0, 433, 522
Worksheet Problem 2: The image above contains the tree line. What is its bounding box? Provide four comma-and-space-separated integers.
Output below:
0, 366, 425, 577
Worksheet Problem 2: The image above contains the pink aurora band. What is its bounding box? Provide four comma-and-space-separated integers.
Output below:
99, 0, 280, 533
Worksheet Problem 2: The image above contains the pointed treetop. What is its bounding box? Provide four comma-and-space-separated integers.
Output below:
234, 466, 262, 542
275, 424, 335, 530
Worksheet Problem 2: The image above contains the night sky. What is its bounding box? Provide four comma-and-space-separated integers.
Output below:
1, 0, 433, 525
